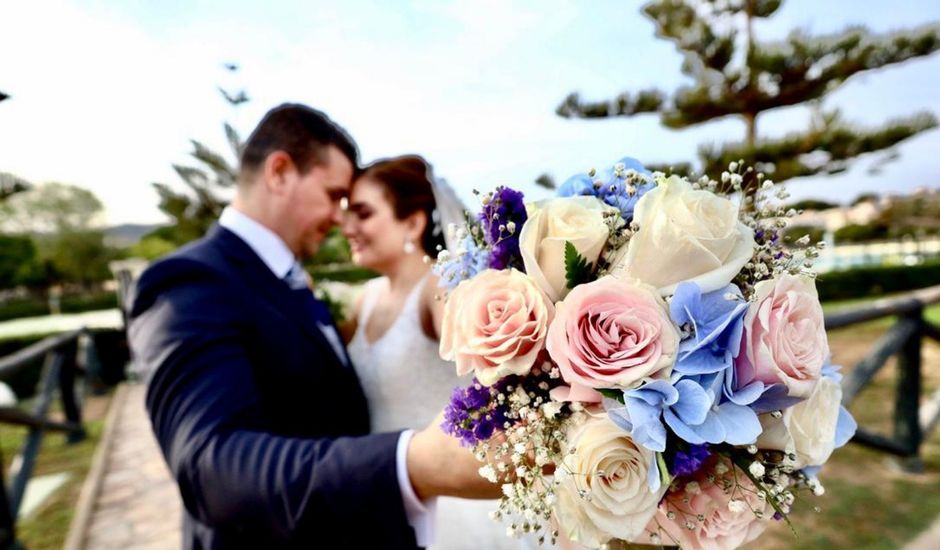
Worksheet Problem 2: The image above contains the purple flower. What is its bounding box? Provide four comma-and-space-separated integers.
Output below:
442, 368, 565, 447
479, 186, 527, 270
441, 379, 511, 447
670, 444, 711, 477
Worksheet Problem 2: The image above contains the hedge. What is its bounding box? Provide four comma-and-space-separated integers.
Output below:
0, 291, 118, 322
815, 261, 940, 302
0, 299, 48, 322
308, 264, 377, 284
61, 292, 118, 313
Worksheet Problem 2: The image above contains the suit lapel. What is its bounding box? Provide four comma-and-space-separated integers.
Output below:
206, 225, 345, 364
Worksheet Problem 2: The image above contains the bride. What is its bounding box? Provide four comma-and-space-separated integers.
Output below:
340, 155, 517, 549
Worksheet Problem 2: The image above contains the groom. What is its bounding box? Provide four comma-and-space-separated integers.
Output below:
128, 104, 497, 549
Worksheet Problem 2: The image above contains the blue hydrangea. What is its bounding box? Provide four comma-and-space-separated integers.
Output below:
669, 282, 748, 376
607, 379, 712, 453
821, 363, 858, 460
608, 373, 763, 452
558, 156, 654, 221
434, 235, 490, 290
668, 282, 805, 413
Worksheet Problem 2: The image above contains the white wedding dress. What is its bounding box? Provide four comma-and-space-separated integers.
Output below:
347, 276, 521, 550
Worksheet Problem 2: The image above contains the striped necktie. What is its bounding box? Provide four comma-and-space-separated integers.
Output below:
283, 262, 350, 367
283, 262, 309, 290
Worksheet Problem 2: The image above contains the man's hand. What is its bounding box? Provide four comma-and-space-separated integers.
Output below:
406, 411, 503, 501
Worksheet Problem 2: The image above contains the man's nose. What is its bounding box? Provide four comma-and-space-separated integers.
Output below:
330, 203, 345, 225
338, 212, 355, 235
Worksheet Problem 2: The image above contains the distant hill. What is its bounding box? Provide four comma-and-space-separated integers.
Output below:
104, 223, 165, 247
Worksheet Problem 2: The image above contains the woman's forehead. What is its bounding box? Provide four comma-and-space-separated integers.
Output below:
350, 178, 388, 202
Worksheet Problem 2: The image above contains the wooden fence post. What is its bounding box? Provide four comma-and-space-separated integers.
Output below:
60, 339, 86, 444
7, 350, 65, 518
894, 306, 924, 472
0, 458, 16, 548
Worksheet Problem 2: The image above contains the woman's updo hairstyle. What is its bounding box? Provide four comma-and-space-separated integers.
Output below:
356, 155, 445, 256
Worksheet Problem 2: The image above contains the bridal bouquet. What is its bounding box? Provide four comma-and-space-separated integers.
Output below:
433, 158, 857, 549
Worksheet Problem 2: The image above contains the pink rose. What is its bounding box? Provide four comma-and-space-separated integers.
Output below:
635, 456, 772, 550
549, 383, 603, 404
440, 269, 554, 386
546, 276, 678, 389
736, 274, 828, 399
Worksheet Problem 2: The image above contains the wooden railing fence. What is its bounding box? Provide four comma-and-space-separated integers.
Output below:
828, 285, 940, 471
0, 328, 99, 548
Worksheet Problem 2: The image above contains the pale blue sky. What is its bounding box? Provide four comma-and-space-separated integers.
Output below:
1, 0, 938, 225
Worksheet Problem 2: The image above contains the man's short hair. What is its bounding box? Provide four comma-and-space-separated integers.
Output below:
239, 103, 359, 183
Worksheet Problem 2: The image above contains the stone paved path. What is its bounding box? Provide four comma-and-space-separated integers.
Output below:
77, 383, 181, 549
904, 515, 940, 550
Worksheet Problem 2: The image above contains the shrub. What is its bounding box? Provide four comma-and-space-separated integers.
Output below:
816, 261, 940, 301
0, 291, 117, 322
834, 223, 889, 243
308, 264, 376, 284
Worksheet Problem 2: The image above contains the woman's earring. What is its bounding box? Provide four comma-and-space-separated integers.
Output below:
403, 239, 416, 254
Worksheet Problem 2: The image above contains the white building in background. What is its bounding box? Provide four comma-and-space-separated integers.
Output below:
787, 190, 940, 272
814, 237, 940, 272
789, 199, 882, 232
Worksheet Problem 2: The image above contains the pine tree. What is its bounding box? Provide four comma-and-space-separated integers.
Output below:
557, 0, 940, 192
151, 73, 247, 245
150, 122, 241, 244
0, 94, 31, 202
0, 172, 31, 202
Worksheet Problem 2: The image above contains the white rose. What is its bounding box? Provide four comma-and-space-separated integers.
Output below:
555, 414, 666, 547
519, 196, 612, 302
612, 175, 754, 295
757, 376, 843, 468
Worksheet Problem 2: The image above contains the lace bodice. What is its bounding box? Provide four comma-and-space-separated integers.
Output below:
347, 275, 462, 433
347, 275, 539, 550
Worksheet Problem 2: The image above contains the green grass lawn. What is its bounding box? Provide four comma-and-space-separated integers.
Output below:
0, 393, 111, 549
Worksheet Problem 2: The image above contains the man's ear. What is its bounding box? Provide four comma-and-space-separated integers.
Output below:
262, 151, 296, 195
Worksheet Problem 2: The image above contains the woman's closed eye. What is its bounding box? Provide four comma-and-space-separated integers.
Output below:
347, 205, 373, 222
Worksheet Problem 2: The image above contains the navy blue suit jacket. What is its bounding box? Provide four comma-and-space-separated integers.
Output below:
128, 225, 418, 549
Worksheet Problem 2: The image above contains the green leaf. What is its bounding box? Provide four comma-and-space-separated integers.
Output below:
597, 388, 625, 402
656, 452, 672, 488
564, 241, 594, 289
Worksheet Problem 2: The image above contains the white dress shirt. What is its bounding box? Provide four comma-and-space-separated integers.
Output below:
218, 207, 434, 546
